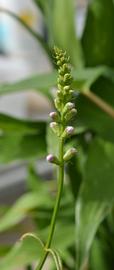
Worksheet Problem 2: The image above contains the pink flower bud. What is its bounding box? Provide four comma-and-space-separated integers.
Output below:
62, 126, 75, 138
49, 112, 58, 121
46, 154, 60, 165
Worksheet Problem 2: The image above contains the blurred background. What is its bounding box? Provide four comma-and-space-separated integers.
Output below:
0, 2, 88, 268
1, 1, 114, 270
0, 0, 87, 202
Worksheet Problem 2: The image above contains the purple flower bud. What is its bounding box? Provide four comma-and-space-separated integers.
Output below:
63, 148, 77, 161
46, 154, 60, 165
49, 112, 58, 121
62, 126, 75, 138
46, 154, 54, 163
66, 126, 75, 135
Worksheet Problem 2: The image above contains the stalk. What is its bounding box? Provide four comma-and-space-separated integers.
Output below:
36, 138, 64, 270
36, 47, 77, 270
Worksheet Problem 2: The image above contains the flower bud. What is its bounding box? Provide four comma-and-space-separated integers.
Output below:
58, 83, 63, 91
54, 98, 61, 111
57, 90, 62, 98
65, 108, 77, 121
50, 122, 60, 136
63, 85, 70, 92
63, 148, 77, 161
62, 126, 75, 138
57, 60, 61, 66
66, 102, 75, 110
64, 73, 72, 84
62, 102, 75, 116
46, 154, 60, 165
50, 122, 60, 135
49, 112, 58, 122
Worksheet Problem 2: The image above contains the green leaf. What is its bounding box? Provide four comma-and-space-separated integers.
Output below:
0, 233, 44, 270
0, 72, 57, 97
27, 164, 44, 192
82, 0, 114, 66
73, 66, 106, 90
0, 192, 53, 232
90, 237, 110, 270
52, 0, 84, 67
0, 113, 46, 134
75, 139, 114, 270
0, 67, 108, 96
46, 126, 59, 156
77, 76, 114, 143
0, 132, 46, 163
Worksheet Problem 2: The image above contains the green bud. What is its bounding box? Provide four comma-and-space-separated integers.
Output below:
63, 102, 75, 115
50, 122, 60, 136
58, 76, 64, 86
65, 108, 77, 121
63, 148, 77, 161
64, 86, 70, 92
58, 83, 63, 91
57, 60, 61, 66
54, 98, 61, 111
64, 73, 72, 85
63, 63, 70, 73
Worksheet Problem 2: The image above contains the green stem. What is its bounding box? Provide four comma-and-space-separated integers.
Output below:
36, 138, 64, 270
0, 8, 51, 59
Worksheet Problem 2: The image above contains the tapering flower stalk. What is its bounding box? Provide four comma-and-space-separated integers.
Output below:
36, 47, 77, 270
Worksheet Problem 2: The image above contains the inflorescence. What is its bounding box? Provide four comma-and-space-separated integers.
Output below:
47, 47, 77, 164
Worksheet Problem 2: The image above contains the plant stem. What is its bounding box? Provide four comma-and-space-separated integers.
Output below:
83, 90, 114, 119
0, 8, 51, 59
36, 138, 64, 270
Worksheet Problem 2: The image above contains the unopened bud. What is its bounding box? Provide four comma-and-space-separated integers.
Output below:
58, 83, 63, 91
46, 154, 60, 165
65, 108, 77, 121
69, 90, 74, 95
63, 148, 77, 161
57, 90, 62, 98
57, 60, 61, 66
64, 73, 72, 84
54, 98, 61, 111
49, 112, 58, 122
50, 122, 60, 135
66, 102, 75, 110
62, 126, 75, 138
63, 102, 75, 116
64, 85, 70, 92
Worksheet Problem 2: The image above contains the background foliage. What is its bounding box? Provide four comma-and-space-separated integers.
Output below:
0, 0, 114, 269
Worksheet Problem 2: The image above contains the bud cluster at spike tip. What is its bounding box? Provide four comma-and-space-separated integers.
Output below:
46, 47, 77, 165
